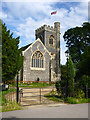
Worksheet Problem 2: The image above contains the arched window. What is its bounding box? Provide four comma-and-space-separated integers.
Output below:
32, 51, 44, 68
49, 35, 54, 45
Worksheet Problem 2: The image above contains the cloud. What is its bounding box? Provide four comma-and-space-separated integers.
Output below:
0, 11, 7, 19
2, 0, 90, 2
2, 2, 88, 64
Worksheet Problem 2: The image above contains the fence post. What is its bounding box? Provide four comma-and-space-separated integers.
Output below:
16, 74, 19, 103
40, 88, 41, 104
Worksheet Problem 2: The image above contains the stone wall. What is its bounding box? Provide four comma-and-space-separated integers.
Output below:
22, 39, 51, 82
35, 22, 61, 81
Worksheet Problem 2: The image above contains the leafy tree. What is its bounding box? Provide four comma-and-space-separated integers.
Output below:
78, 46, 90, 76
76, 46, 90, 90
0, 19, 2, 45
2, 21, 23, 83
61, 65, 67, 85
67, 56, 75, 97
56, 58, 75, 98
63, 22, 90, 64
60, 65, 67, 97
0, 20, 2, 83
55, 65, 67, 97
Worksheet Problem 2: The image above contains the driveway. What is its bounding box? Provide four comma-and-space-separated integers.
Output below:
2, 103, 88, 118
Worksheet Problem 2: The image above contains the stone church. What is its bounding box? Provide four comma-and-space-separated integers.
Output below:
20, 22, 60, 82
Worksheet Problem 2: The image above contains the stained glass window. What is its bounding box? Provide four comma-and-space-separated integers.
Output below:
32, 51, 44, 68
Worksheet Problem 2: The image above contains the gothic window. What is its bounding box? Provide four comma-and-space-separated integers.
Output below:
32, 51, 44, 68
49, 35, 54, 45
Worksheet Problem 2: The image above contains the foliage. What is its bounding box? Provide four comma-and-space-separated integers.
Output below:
56, 60, 75, 98
73, 89, 85, 98
9, 81, 54, 88
55, 65, 67, 97
1, 88, 22, 112
2, 21, 23, 82
61, 65, 67, 86
75, 45, 90, 92
0, 20, 2, 84
66, 97, 90, 104
63, 22, 90, 64
77, 46, 90, 77
45, 91, 89, 104
1, 88, 16, 106
76, 75, 90, 88
55, 80, 61, 95
0, 19, 2, 45
67, 56, 75, 97
44, 90, 64, 103
2, 101, 22, 112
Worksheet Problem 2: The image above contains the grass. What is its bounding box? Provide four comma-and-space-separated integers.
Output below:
9, 82, 55, 88
44, 90, 90, 104
65, 97, 90, 104
2, 101, 22, 112
1, 88, 22, 112
1, 88, 16, 106
44, 90, 64, 103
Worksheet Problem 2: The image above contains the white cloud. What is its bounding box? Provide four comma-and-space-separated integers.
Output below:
0, 11, 7, 19
2, 0, 90, 2
2, 2, 88, 64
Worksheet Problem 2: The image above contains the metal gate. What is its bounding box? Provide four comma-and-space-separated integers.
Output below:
19, 86, 56, 106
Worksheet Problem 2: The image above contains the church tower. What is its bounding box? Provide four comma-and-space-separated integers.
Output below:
35, 22, 60, 81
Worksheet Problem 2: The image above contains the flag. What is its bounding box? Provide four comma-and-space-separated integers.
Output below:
51, 11, 57, 15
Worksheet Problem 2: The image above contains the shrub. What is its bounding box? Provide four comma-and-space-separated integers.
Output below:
73, 89, 85, 98
55, 80, 61, 95
66, 97, 90, 104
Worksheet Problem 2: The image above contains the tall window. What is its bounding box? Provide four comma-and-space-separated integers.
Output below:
49, 35, 54, 45
32, 51, 44, 68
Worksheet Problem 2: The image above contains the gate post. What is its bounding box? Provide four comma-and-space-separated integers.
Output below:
40, 88, 41, 104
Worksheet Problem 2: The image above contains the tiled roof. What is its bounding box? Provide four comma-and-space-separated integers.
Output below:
20, 43, 32, 51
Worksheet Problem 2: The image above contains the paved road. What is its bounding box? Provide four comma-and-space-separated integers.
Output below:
2, 103, 88, 118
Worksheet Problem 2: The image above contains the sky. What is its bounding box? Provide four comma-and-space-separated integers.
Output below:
0, 0, 89, 64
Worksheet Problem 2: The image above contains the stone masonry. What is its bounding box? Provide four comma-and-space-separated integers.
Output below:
20, 22, 61, 82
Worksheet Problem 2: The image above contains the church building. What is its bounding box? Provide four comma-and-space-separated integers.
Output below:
20, 22, 61, 82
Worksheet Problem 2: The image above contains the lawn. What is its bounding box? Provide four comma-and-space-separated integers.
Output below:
9, 81, 55, 88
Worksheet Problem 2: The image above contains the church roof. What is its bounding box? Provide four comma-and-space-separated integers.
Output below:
22, 38, 51, 56
20, 43, 32, 51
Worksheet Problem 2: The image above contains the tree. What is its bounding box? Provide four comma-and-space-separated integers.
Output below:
67, 56, 75, 97
55, 65, 67, 97
56, 58, 75, 98
78, 46, 90, 76
76, 45, 90, 89
2, 21, 23, 83
60, 65, 67, 97
0, 20, 2, 83
63, 22, 90, 64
